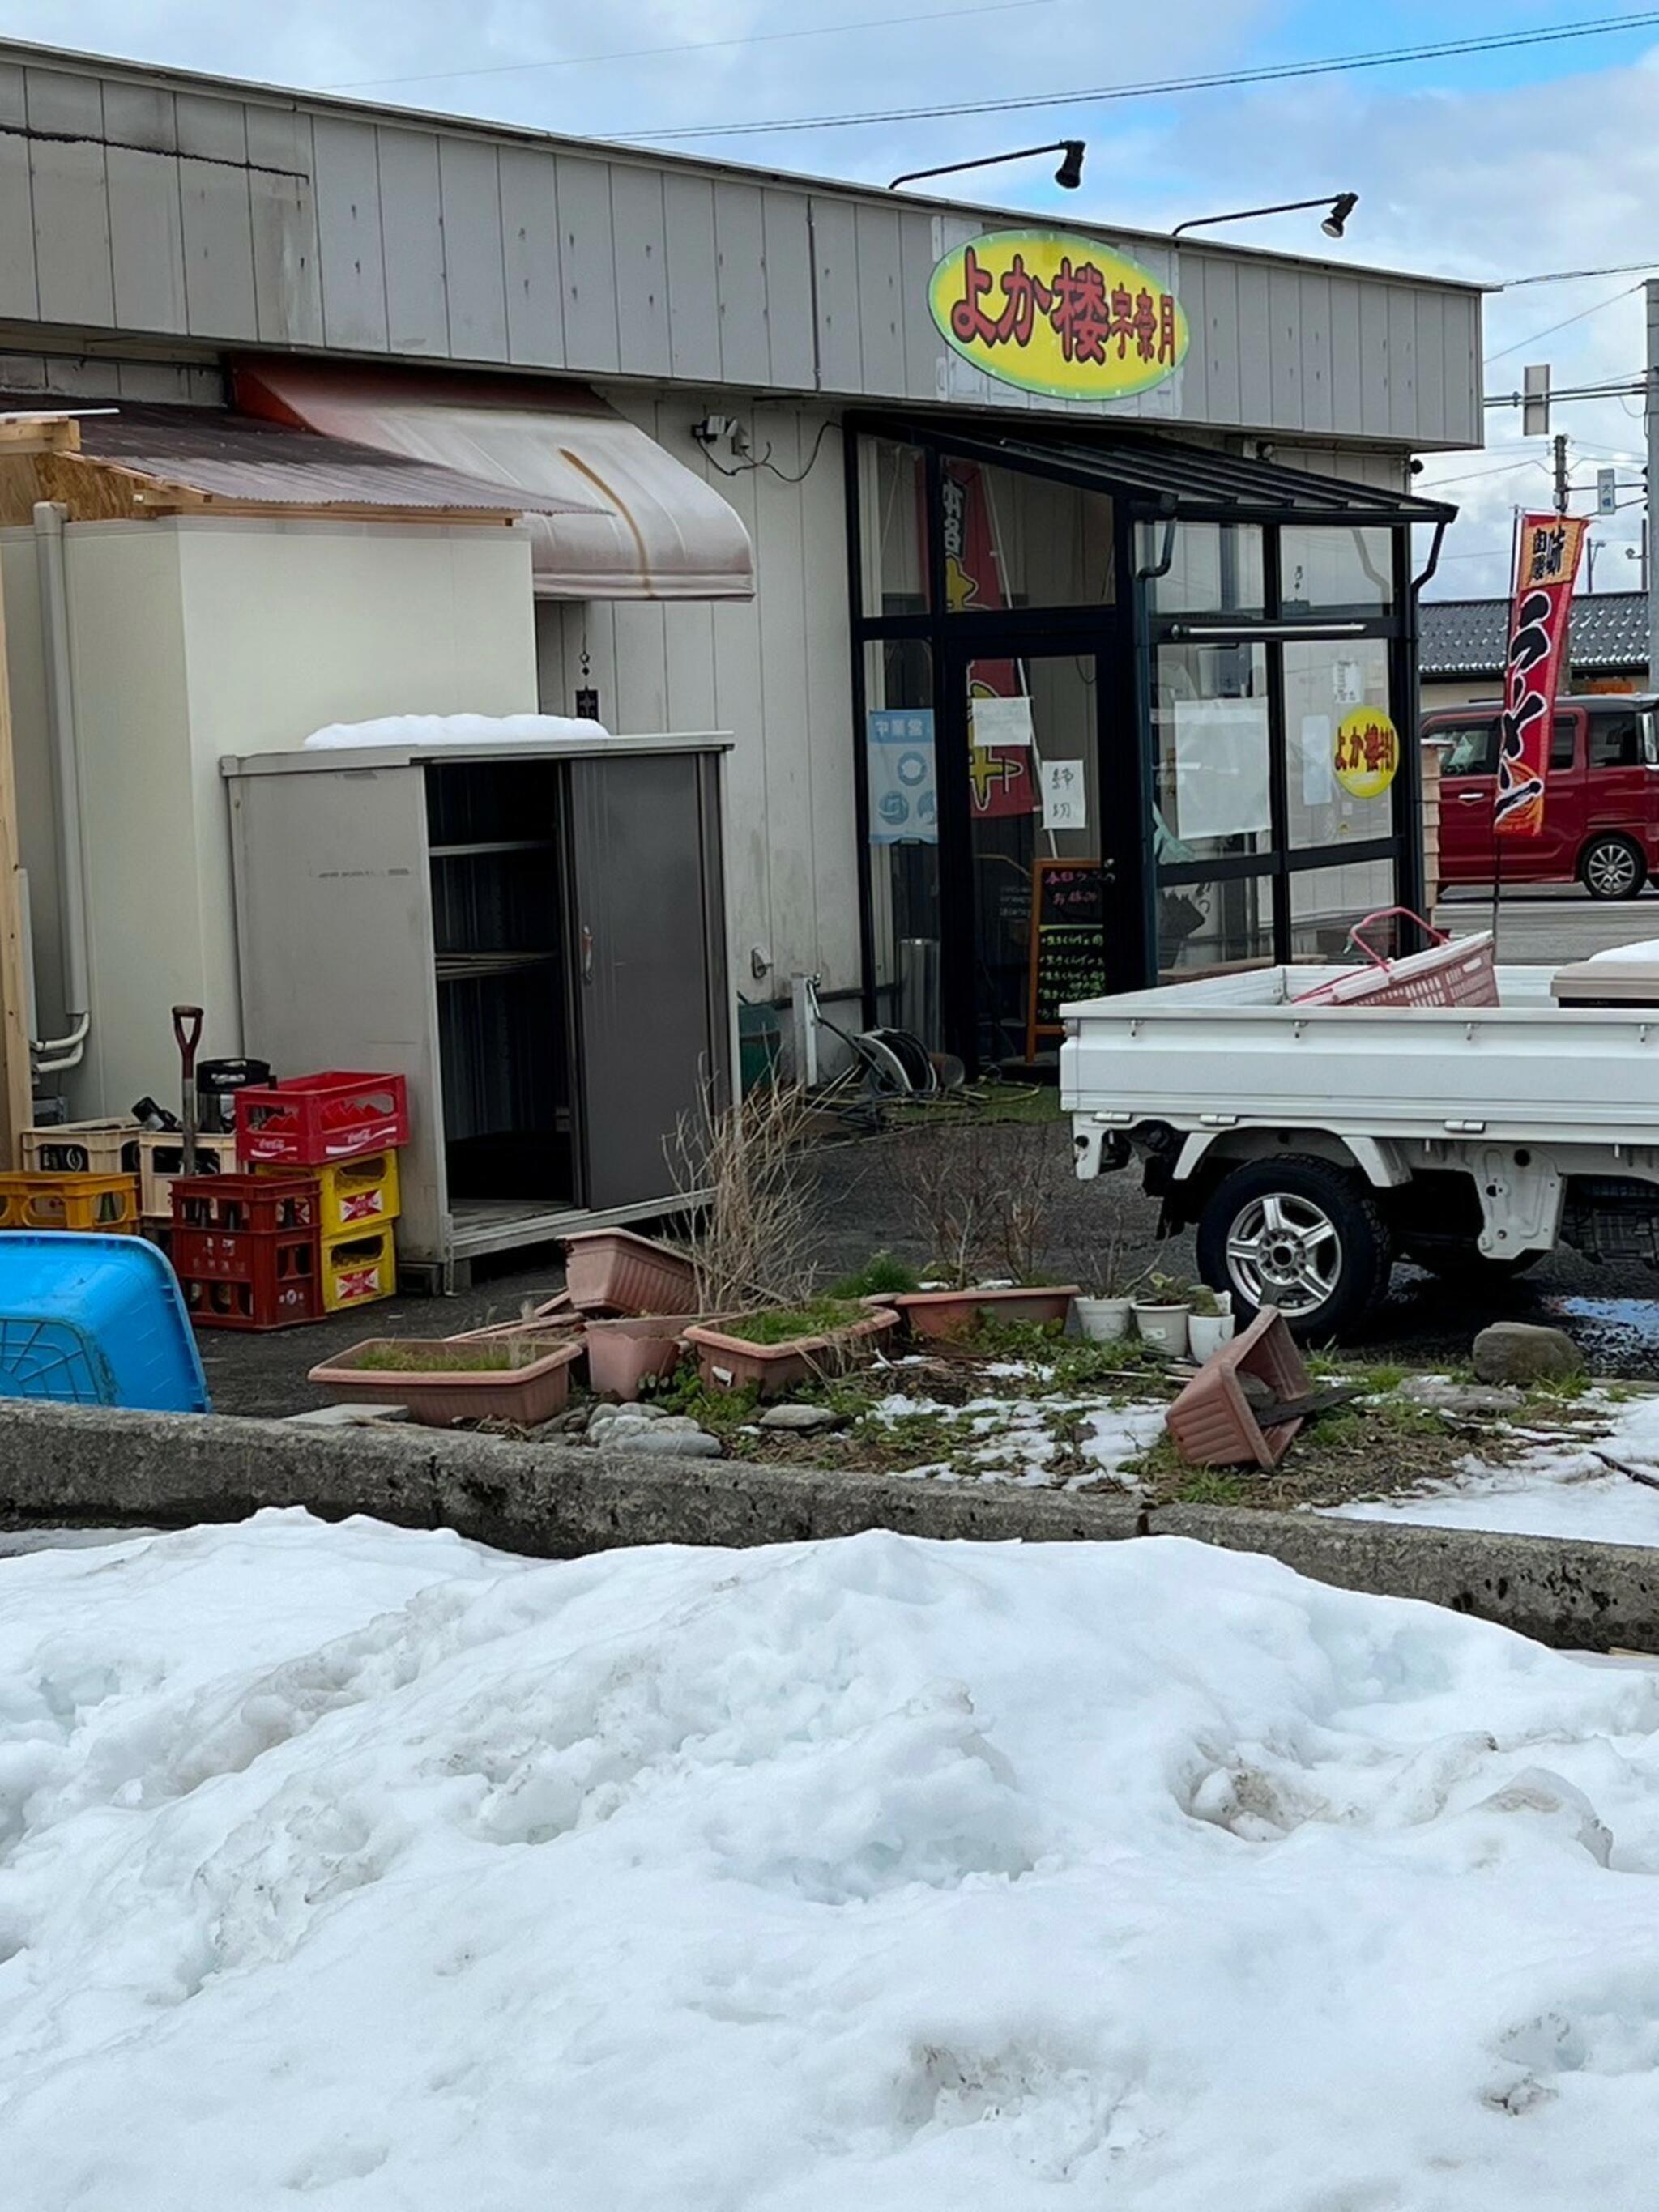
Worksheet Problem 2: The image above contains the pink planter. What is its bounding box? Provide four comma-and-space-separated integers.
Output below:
684, 1306, 902, 1396
878, 1286, 1080, 1342
585, 1312, 702, 1400
308, 1336, 582, 1428
562, 1229, 696, 1315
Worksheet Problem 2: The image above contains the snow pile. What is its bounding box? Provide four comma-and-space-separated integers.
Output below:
6, 1514, 1659, 2207
303, 711, 609, 750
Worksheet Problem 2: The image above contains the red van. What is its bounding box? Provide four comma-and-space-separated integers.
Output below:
1423, 694, 1659, 900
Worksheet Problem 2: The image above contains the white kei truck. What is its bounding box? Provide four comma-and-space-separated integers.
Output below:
1060, 929, 1659, 1340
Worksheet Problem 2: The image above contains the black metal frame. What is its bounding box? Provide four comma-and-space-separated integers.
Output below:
845, 410, 1448, 1053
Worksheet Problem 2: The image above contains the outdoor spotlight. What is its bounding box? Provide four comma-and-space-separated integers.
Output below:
1321, 192, 1359, 240
1054, 141, 1085, 190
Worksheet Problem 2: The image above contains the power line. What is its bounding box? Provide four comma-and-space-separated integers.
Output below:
1506, 258, 1659, 286
608, 10, 1659, 143
1486, 282, 1645, 364
322, 0, 1060, 93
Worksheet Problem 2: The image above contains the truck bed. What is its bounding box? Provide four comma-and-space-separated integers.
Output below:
1059, 965, 1659, 1147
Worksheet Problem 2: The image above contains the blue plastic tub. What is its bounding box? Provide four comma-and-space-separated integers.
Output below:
0, 1233, 209, 1413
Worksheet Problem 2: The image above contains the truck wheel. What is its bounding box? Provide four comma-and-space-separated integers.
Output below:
1580, 834, 1646, 901
1196, 1156, 1393, 1342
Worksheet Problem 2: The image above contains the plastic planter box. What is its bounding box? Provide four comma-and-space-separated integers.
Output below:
878, 1286, 1080, 1343
585, 1312, 702, 1400
309, 1335, 582, 1427
562, 1228, 696, 1315
684, 1306, 901, 1396
1165, 1307, 1311, 1471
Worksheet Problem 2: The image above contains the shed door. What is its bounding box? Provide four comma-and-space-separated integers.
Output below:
566, 752, 725, 1210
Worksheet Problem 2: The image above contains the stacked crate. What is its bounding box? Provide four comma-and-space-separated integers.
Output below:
11, 1117, 143, 1234
173, 1072, 407, 1329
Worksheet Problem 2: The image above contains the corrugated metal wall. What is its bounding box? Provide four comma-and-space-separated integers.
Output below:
0, 49, 1483, 449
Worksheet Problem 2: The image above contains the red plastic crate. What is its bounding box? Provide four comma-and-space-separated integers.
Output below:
174, 1225, 322, 1330
171, 1172, 320, 1236
236, 1072, 410, 1166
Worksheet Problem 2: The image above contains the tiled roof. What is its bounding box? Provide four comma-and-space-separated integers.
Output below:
1422, 590, 1648, 676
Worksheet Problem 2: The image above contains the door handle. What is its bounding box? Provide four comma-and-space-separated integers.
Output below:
581, 924, 595, 982
1457, 791, 1488, 803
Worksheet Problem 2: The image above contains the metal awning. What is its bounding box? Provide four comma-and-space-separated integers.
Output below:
864, 416, 1457, 526
236, 362, 756, 600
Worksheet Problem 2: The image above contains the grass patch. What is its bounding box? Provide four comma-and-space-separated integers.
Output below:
718, 1298, 867, 1345
1178, 1469, 1249, 1507
828, 1251, 920, 1299
348, 1341, 554, 1375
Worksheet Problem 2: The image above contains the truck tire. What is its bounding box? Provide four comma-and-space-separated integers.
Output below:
1196, 1156, 1393, 1342
1580, 833, 1646, 901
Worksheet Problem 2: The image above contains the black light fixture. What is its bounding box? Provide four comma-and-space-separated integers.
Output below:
888, 139, 1085, 193
1169, 191, 1359, 242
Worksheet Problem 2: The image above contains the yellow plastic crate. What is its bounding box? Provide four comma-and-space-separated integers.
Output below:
258, 1149, 400, 1237
0, 1171, 139, 1232
321, 1222, 397, 1313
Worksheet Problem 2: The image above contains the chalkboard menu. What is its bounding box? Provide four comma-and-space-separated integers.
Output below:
1026, 859, 1109, 1058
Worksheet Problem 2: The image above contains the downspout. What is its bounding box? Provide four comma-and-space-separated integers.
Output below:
31, 501, 91, 1072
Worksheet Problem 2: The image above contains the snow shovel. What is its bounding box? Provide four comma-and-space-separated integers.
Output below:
171, 1005, 203, 1178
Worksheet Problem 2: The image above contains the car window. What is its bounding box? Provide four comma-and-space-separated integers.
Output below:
1438, 722, 1497, 777
1550, 718, 1578, 770
1589, 712, 1643, 770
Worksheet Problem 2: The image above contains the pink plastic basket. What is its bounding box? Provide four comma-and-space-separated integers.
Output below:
1293, 909, 1498, 1011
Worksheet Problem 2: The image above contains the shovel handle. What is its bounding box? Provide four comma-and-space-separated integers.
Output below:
171, 1004, 203, 1079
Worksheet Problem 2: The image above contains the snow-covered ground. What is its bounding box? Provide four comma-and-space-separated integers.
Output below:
6, 1512, 1659, 2207
1333, 1393, 1659, 1547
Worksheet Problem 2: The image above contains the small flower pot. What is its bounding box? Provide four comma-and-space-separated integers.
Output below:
562, 1229, 695, 1316
877, 1285, 1081, 1343
308, 1336, 582, 1428
1075, 1295, 1133, 1343
1188, 1311, 1237, 1362
585, 1312, 702, 1400
1132, 1302, 1192, 1359
684, 1306, 902, 1396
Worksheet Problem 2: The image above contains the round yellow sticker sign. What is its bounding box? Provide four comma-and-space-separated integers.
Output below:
928, 229, 1189, 401
1333, 707, 1400, 800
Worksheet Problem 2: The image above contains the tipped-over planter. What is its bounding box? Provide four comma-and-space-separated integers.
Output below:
309, 1335, 582, 1428
879, 1285, 1080, 1343
684, 1306, 901, 1396
449, 1292, 581, 1345
1165, 1307, 1311, 1471
562, 1229, 696, 1316
585, 1312, 702, 1400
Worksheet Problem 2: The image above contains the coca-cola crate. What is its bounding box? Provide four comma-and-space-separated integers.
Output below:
173, 1222, 322, 1331
171, 1172, 320, 1237
236, 1072, 409, 1167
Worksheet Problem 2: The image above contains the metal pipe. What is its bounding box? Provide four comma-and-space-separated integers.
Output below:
31, 501, 91, 1069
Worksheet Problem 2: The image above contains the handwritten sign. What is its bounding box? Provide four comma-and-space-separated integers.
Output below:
929, 230, 1188, 402
1026, 859, 1109, 1058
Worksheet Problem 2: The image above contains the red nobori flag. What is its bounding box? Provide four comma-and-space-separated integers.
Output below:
1495, 513, 1586, 839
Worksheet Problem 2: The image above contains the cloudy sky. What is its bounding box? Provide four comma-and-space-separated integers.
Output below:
5, 0, 1658, 598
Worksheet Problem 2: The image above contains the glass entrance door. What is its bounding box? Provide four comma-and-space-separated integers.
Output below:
943, 638, 1136, 1071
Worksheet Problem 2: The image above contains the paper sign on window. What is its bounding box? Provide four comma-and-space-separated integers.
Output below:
1040, 758, 1088, 831
970, 696, 1034, 748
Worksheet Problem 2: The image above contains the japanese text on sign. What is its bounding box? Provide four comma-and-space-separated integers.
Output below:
1333, 708, 1399, 801
1497, 514, 1586, 841
929, 230, 1189, 402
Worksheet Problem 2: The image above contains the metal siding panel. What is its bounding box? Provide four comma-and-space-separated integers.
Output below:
499, 145, 564, 367
610, 164, 671, 377
174, 92, 246, 164
0, 118, 36, 319
101, 80, 176, 151
245, 106, 309, 175
898, 208, 943, 401
1447, 292, 1482, 446
1268, 267, 1303, 431
440, 136, 508, 362
1414, 290, 1447, 445
1328, 276, 1364, 437
178, 155, 257, 339
706, 447, 770, 958
663, 173, 720, 383
1235, 261, 1272, 429
812, 195, 861, 395
1359, 283, 1390, 437
312, 115, 388, 352
855, 202, 905, 398
28, 138, 113, 327
1387, 288, 1418, 441
752, 409, 812, 965
107, 145, 186, 335
377, 129, 446, 355
712, 181, 769, 385
1200, 254, 1241, 424
0, 59, 24, 128
23, 66, 100, 137
761, 192, 815, 390
556, 154, 621, 373
1171, 252, 1206, 422
1298, 271, 1333, 435
799, 415, 856, 983
251, 160, 323, 346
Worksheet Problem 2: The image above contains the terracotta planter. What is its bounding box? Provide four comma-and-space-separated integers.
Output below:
684, 1306, 902, 1396
585, 1311, 702, 1400
877, 1285, 1080, 1343
448, 1292, 581, 1345
1166, 1308, 1311, 1471
562, 1229, 696, 1315
308, 1335, 582, 1428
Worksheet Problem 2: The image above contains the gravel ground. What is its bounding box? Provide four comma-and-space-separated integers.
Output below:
200, 1111, 1659, 1417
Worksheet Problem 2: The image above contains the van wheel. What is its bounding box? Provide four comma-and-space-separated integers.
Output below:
1580, 834, 1646, 901
1196, 1156, 1393, 1342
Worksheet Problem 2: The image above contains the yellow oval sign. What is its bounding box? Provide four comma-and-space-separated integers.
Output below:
1334, 707, 1400, 800
929, 229, 1189, 401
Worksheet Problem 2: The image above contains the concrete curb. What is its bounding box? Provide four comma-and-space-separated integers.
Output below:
2, 1401, 1657, 1651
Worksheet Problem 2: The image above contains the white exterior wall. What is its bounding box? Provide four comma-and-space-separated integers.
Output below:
5, 517, 535, 1119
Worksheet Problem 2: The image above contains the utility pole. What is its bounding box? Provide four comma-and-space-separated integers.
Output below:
1647, 279, 1659, 688
1553, 431, 1570, 518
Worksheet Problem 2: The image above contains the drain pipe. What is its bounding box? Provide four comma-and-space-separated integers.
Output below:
31, 501, 90, 1072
